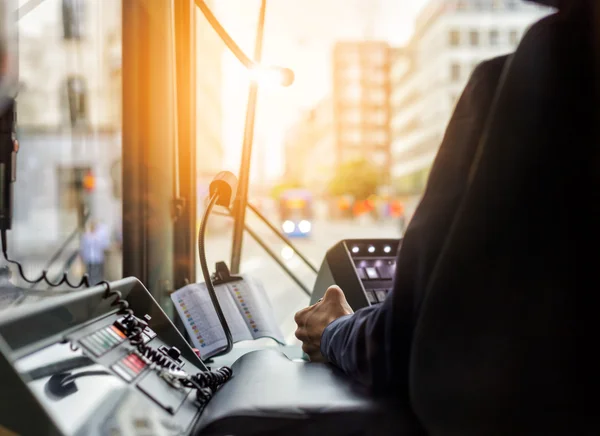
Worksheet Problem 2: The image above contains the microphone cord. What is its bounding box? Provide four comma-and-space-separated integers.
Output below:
197, 192, 234, 358
1, 228, 90, 289
102, 278, 232, 407
0, 227, 233, 406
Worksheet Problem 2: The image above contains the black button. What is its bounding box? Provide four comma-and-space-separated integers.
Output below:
166, 346, 181, 361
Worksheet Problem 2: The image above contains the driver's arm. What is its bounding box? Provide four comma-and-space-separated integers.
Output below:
295, 55, 509, 396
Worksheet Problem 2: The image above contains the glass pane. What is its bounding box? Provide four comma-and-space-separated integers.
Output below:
3, 0, 122, 306
194, 0, 553, 345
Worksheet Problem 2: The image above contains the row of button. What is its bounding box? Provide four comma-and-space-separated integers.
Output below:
80, 325, 126, 357
112, 353, 147, 382
365, 289, 391, 304
356, 265, 396, 281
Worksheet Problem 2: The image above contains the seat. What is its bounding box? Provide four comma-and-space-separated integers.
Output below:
410, 3, 598, 435
195, 349, 424, 435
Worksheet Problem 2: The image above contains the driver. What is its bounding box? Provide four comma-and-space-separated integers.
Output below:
294, 0, 562, 397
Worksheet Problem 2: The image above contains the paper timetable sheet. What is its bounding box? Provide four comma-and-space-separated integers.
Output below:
171, 275, 285, 359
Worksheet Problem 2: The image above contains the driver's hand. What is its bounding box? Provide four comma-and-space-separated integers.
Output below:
294, 286, 353, 362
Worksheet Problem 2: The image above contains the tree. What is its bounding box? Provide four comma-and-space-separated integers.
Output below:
328, 159, 383, 201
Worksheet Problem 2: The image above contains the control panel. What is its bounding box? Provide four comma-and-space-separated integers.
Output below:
0, 278, 216, 435
311, 239, 401, 310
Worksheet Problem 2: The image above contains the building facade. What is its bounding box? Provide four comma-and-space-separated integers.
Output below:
14, 0, 123, 257
11, 0, 224, 257
284, 41, 392, 194
390, 0, 552, 193
333, 41, 392, 181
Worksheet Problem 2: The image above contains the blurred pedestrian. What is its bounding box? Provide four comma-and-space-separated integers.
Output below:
79, 220, 110, 285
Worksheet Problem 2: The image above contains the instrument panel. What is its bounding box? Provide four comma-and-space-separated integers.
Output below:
311, 239, 401, 310
0, 278, 208, 436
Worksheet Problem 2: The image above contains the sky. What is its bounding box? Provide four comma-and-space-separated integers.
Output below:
213, 0, 428, 182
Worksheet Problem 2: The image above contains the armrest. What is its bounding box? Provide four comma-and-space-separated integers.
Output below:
194, 349, 423, 436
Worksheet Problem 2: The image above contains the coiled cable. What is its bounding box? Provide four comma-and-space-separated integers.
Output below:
2, 228, 90, 289
101, 279, 232, 406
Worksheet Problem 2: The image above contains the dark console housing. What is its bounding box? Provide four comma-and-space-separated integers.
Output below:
310, 239, 401, 310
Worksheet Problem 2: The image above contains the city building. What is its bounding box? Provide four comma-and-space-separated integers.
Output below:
12, 0, 224, 257
390, 0, 552, 194
333, 41, 392, 181
14, 0, 123, 257
284, 41, 392, 194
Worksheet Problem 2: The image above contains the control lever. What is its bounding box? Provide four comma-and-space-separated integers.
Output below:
158, 345, 184, 368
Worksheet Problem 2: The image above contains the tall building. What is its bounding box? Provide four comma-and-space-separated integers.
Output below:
333, 41, 392, 180
390, 0, 552, 194
283, 41, 392, 194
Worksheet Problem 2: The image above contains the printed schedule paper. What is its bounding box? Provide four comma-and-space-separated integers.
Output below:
171, 275, 285, 359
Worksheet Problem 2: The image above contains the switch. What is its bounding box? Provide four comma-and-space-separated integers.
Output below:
365, 267, 379, 280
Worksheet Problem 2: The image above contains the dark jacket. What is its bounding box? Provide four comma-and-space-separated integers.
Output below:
320, 55, 509, 397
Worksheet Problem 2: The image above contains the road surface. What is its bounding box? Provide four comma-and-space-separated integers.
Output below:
202, 217, 402, 344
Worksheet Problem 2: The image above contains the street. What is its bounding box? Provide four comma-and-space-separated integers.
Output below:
202, 217, 402, 345
2, 216, 403, 346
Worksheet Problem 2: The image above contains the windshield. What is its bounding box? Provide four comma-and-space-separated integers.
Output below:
1, 0, 554, 344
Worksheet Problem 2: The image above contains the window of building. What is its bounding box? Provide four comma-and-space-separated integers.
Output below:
62, 0, 85, 40
368, 130, 388, 146
367, 89, 387, 105
344, 67, 361, 81
509, 30, 519, 46
368, 49, 387, 65
450, 63, 461, 82
342, 129, 362, 145
342, 85, 361, 102
489, 29, 500, 46
343, 109, 361, 125
368, 110, 387, 126
449, 30, 460, 47
367, 70, 386, 85
66, 76, 87, 126
469, 30, 479, 46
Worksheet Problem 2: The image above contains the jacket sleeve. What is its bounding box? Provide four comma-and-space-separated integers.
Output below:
319, 56, 509, 396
